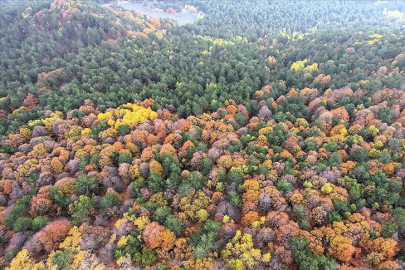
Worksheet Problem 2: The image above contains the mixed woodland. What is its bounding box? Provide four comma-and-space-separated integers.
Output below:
1, 0, 405, 269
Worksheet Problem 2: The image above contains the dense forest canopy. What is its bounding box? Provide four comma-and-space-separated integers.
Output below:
1, 0, 405, 269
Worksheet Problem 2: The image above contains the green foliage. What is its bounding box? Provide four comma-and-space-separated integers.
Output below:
147, 173, 165, 194
69, 195, 94, 226
50, 186, 71, 208
1, 1, 405, 268
52, 249, 72, 270
91, 122, 108, 140
226, 191, 242, 207
76, 173, 98, 196
293, 204, 306, 219
289, 237, 336, 270
227, 170, 243, 185
131, 178, 146, 199
114, 231, 141, 259
156, 264, 167, 270
323, 142, 339, 152
331, 199, 352, 220
153, 206, 172, 224
132, 247, 157, 267
26, 173, 39, 184
117, 124, 131, 136
378, 107, 394, 125
190, 220, 221, 258
392, 207, 405, 228
90, 154, 101, 167
381, 222, 398, 238
349, 148, 369, 163
276, 179, 294, 193
118, 151, 133, 164
164, 215, 183, 237
32, 216, 49, 231
100, 193, 121, 210
0, 144, 18, 154
234, 112, 247, 126
6, 248, 20, 262
397, 249, 405, 263
184, 171, 204, 190
4, 191, 36, 229
159, 154, 181, 188
329, 152, 342, 166
13, 217, 33, 232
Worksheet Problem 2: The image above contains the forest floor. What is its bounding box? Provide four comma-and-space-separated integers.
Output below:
115, 1, 203, 26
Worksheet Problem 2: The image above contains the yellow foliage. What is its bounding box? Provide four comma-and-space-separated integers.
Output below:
223, 215, 231, 223
225, 231, 265, 269
134, 216, 150, 231
201, 36, 235, 47
369, 148, 380, 158
291, 59, 318, 73
263, 160, 272, 168
252, 217, 265, 229
22, 7, 33, 19
81, 128, 92, 136
267, 55, 276, 63
321, 183, 334, 194
295, 118, 309, 128
149, 160, 164, 175
258, 126, 273, 136
109, 233, 117, 243
179, 190, 211, 221
99, 127, 118, 140
262, 252, 271, 262
28, 112, 62, 129
383, 162, 401, 175
369, 33, 382, 39
196, 209, 209, 222
55, 177, 76, 195
20, 127, 32, 140
291, 59, 308, 72
367, 125, 380, 137
184, 258, 214, 270
6, 249, 35, 270
242, 180, 260, 191
116, 253, 132, 267
115, 218, 127, 229
117, 235, 130, 247
228, 259, 245, 270
107, 119, 115, 127
304, 63, 318, 73
149, 192, 168, 206
59, 226, 81, 251
231, 165, 249, 174
97, 111, 113, 121
74, 148, 89, 160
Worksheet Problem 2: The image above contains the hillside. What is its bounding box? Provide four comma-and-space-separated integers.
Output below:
1, 0, 405, 269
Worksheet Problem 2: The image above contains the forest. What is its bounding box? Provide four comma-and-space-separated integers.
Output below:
1, 0, 405, 269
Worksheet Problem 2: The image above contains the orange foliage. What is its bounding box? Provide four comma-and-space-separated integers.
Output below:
242, 211, 259, 227
383, 162, 400, 175
143, 221, 176, 250
23, 93, 39, 109
37, 220, 72, 252
340, 161, 356, 174
141, 147, 154, 162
